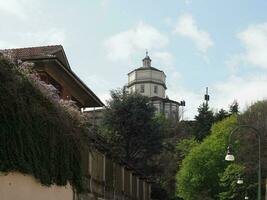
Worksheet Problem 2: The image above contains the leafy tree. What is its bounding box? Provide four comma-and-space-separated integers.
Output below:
151, 116, 197, 200
214, 109, 229, 122
233, 100, 267, 199
176, 116, 237, 200
193, 103, 214, 141
101, 89, 164, 168
219, 164, 246, 200
176, 138, 199, 160
229, 100, 239, 114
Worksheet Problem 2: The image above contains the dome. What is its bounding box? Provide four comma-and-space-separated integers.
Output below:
127, 52, 167, 98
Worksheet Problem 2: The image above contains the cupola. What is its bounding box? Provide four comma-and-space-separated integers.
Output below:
142, 50, 151, 67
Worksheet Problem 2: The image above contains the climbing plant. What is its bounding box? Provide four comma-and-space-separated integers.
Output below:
0, 57, 89, 192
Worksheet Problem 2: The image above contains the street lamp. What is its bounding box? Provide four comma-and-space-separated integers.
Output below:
237, 177, 244, 185
225, 146, 235, 161
244, 190, 249, 199
225, 125, 261, 200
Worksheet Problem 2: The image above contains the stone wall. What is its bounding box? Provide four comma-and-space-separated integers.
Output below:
78, 149, 152, 200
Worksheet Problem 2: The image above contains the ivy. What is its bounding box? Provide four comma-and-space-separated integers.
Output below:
0, 58, 86, 192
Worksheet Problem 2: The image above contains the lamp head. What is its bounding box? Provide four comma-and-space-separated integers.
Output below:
237, 177, 244, 185
225, 146, 235, 161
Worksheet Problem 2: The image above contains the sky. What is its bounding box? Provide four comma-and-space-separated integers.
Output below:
1, 0, 267, 119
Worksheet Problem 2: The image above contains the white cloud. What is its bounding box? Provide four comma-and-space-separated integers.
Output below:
19, 29, 67, 47
225, 54, 245, 73
237, 23, 267, 69
0, 41, 16, 49
0, 0, 37, 19
167, 87, 202, 120
104, 22, 169, 61
174, 13, 214, 53
184, 0, 192, 5
100, 0, 110, 7
0, 28, 67, 49
211, 75, 267, 112
170, 74, 267, 119
165, 72, 267, 119
153, 51, 175, 70
220, 22, 267, 116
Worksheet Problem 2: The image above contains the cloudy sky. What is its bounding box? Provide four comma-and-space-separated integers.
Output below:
1, 0, 267, 119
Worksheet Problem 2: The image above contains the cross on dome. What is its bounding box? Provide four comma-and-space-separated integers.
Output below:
143, 50, 151, 67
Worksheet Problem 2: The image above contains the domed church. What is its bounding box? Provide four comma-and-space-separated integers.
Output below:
127, 52, 183, 121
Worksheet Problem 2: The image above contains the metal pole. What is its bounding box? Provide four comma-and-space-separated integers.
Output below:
227, 125, 261, 200
258, 134, 261, 200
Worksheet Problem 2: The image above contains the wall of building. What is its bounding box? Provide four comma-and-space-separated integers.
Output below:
77, 149, 152, 200
0, 172, 73, 200
151, 100, 179, 121
135, 70, 165, 84
128, 71, 136, 83
129, 83, 165, 98
128, 68, 166, 98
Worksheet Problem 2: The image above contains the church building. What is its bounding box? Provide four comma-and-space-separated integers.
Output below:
127, 52, 183, 121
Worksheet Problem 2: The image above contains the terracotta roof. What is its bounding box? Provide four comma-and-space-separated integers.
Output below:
0, 45, 70, 69
1, 45, 60, 58
0, 45, 104, 107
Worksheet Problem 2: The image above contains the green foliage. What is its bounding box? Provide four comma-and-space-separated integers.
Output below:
234, 100, 267, 198
229, 100, 239, 114
101, 89, 164, 168
193, 103, 214, 141
176, 138, 199, 159
149, 116, 196, 200
176, 115, 237, 200
214, 109, 229, 122
218, 164, 246, 200
0, 58, 87, 191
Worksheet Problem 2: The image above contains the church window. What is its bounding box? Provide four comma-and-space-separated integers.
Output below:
140, 85, 145, 93
154, 86, 158, 94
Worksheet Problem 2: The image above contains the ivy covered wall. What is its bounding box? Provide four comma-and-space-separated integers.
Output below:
0, 57, 88, 191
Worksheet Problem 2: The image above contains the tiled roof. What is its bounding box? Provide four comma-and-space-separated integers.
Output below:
0, 45, 104, 107
0, 45, 71, 69
0, 45, 62, 59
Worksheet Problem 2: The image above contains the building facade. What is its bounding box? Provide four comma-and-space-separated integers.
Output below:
0, 45, 104, 109
127, 53, 181, 121
0, 45, 152, 200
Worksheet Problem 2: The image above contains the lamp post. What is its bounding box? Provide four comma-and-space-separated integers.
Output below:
225, 125, 261, 200
237, 177, 244, 185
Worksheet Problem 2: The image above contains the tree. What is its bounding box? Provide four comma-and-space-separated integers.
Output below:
229, 100, 239, 114
101, 89, 164, 168
176, 116, 237, 200
176, 138, 199, 160
214, 109, 229, 122
219, 164, 247, 200
150, 116, 196, 200
233, 100, 267, 199
193, 103, 214, 141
